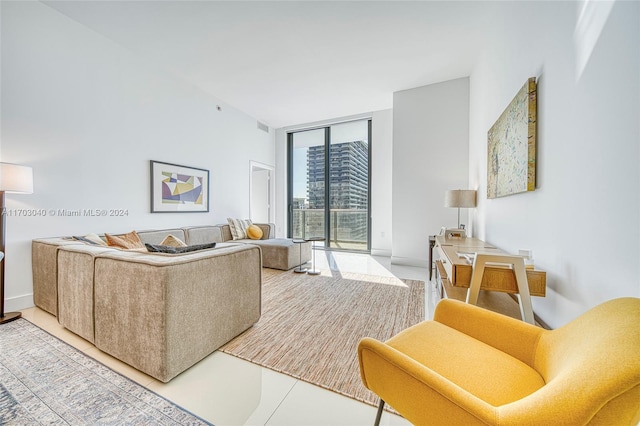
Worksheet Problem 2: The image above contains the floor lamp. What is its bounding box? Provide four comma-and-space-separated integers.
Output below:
0, 163, 34, 324
444, 189, 477, 229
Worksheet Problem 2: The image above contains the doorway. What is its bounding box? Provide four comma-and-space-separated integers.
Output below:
250, 161, 274, 224
287, 119, 371, 251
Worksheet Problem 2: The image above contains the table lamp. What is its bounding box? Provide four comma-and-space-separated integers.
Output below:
0, 163, 34, 324
444, 189, 476, 229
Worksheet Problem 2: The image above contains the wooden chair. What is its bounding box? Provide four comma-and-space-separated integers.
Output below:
466, 253, 534, 324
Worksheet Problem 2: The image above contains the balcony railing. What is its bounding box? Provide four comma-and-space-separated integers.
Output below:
292, 209, 368, 251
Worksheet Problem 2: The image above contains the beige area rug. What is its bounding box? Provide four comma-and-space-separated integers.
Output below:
220, 268, 425, 408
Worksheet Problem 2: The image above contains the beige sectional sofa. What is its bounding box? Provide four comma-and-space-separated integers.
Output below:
31, 223, 311, 382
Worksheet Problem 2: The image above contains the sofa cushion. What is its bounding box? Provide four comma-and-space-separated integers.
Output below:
227, 218, 252, 240
32, 237, 88, 316
137, 229, 187, 245
237, 238, 311, 270
57, 244, 114, 343
145, 242, 217, 254
386, 320, 545, 406
105, 231, 145, 250
183, 226, 223, 245
92, 244, 262, 382
220, 225, 234, 242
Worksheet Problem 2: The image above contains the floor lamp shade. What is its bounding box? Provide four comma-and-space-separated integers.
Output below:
0, 162, 34, 324
444, 189, 477, 229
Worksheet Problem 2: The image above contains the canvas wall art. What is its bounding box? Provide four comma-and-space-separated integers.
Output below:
487, 77, 537, 199
150, 160, 209, 213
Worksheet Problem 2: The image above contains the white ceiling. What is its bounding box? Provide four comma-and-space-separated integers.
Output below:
43, 1, 495, 129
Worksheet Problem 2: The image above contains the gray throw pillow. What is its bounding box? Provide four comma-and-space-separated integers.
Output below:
145, 242, 217, 254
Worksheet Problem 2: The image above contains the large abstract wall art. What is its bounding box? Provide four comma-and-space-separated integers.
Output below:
487, 77, 537, 199
150, 160, 209, 213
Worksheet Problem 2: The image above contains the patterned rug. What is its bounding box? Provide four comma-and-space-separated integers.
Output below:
0, 318, 211, 425
221, 268, 425, 408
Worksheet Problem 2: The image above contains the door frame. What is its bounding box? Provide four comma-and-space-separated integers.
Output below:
287, 119, 372, 252
250, 161, 275, 224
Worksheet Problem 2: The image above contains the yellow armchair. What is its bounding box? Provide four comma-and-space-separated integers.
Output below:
358, 298, 640, 425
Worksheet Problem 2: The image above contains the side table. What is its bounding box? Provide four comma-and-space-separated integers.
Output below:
292, 239, 308, 273
305, 237, 324, 275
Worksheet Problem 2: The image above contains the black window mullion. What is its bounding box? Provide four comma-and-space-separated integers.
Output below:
367, 119, 372, 251
286, 132, 293, 238
324, 127, 331, 248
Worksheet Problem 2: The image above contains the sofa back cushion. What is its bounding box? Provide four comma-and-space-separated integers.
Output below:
220, 225, 234, 242
137, 229, 186, 246
183, 226, 223, 245
255, 223, 274, 240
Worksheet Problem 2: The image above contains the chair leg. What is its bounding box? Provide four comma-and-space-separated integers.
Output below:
467, 254, 535, 325
512, 257, 534, 324
374, 399, 385, 426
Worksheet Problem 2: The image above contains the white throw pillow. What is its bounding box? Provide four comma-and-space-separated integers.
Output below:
84, 233, 107, 246
227, 218, 252, 240
160, 234, 187, 247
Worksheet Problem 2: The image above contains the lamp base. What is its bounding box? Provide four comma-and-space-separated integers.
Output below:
0, 311, 21, 324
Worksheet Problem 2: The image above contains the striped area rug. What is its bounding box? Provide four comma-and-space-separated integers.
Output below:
221, 268, 425, 407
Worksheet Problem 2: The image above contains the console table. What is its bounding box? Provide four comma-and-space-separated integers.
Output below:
433, 235, 547, 325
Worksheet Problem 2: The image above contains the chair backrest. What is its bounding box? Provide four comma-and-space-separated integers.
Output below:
535, 298, 640, 423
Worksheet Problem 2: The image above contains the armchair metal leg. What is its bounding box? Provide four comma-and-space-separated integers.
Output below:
374, 399, 385, 426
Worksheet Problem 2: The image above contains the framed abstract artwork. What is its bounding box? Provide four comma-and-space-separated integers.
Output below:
487, 77, 537, 199
150, 160, 209, 213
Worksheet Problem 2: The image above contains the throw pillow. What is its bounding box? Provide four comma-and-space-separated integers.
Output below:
246, 224, 263, 240
160, 234, 187, 247
85, 233, 107, 246
227, 218, 252, 240
145, 242, 217, 254
105, 231, 145, 250
73, 233, 107, 246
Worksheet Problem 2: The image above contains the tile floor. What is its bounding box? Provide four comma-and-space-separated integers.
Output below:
21, 251, 430, 426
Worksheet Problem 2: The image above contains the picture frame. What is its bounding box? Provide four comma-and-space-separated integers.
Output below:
487, 77, 537, 199
445, 229, 466, 239
150, 160, 209, 213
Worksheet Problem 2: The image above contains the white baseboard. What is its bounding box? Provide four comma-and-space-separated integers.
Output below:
370, 248, 392, 257
4, 293, 34, 312
390, 256, 428, 268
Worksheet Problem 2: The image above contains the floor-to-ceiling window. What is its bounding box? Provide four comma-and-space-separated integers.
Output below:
288, 119, 371, 252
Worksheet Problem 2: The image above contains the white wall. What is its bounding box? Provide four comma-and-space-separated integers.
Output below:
370, 109, 393, 256
469, 1, 639, 328
392, 78, 470, 266
1, 1, 275, 310
274, 127, 288, 238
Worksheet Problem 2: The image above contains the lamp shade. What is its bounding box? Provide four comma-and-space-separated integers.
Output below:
0, 163, 33, 194
444, 190, 476, 208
